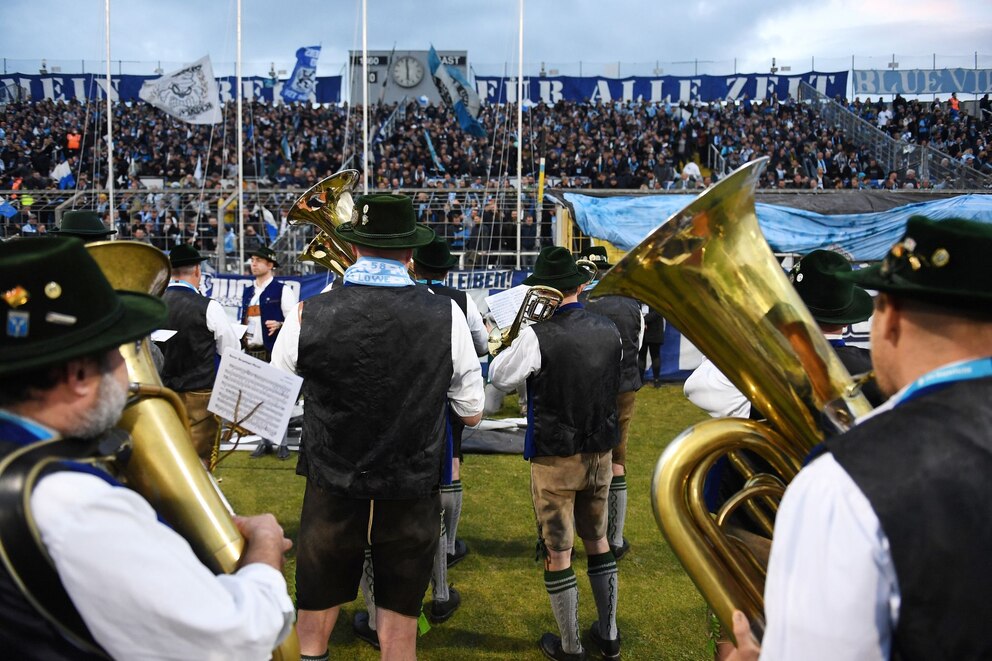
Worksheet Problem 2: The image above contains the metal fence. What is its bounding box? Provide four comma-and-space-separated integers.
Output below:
798, 82, 992, 189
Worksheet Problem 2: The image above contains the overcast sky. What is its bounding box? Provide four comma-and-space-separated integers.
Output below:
3, 0, 991, 78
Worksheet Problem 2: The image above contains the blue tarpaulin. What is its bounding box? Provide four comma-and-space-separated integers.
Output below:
563, 193, 992, 261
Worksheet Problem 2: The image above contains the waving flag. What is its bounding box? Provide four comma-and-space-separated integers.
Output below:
50, 160, 76, 190
282, 46, 321, 103
138, 56, 222, 125
428, 46, 486, 138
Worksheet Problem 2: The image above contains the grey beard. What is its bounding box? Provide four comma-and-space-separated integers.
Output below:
67, 371, 129, 439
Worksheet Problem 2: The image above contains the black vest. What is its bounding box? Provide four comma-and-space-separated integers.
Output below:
584, 294, 642, 393
297, 285, 453, 498
0, 438, 109, 660
529, 307, 621, 458
827, 377, 992, 661
158, 287, 216, 391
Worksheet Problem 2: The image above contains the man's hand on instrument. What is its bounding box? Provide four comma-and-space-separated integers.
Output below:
723, 610, 761, 661
234, 513, 292, 570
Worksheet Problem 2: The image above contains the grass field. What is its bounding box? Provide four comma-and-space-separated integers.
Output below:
217, 383, 713, 660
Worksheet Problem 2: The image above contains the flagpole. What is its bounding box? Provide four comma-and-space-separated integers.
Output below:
104, 0, 115, 236
362, 0, 369, 194
237, 0, 245, 272
515, 0, 524, 270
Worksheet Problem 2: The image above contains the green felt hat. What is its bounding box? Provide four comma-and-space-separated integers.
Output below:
838, 216, 992, 310
523, 246, 589, 291
413, 237, 458, 271
334, 194, 435, 249
250, 245, 280, 268
0, 237, 166, 376
51, 210, 116, 241
576, 245, 613, 271
789, 249, 873, 325
168, 244, 208, 268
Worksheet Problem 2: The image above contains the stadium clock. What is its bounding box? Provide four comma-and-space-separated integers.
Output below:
391, 56, 425, 88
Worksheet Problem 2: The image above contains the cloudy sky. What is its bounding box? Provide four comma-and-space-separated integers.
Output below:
3, 0, 990, 78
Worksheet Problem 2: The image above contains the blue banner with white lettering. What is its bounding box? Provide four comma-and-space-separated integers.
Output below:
0, 73, 342, 104
853, 69, 992, 95
475, 71, 847, 104
282, 46, 321, 103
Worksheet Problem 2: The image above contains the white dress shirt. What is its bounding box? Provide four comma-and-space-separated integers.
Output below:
244, 276, 299, 348
683, 357, 751, 418
31, 471, 294, 660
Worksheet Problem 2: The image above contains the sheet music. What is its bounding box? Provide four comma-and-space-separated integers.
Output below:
208, 348, 303, 440
485, 285, 529, 329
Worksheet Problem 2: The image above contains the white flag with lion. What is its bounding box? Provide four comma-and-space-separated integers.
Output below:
139, 55, 222, 125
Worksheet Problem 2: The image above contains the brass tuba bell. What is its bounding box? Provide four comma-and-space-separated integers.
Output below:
591, 157, 872, 640
86, 240, 300, 660
287, 169, 361, 276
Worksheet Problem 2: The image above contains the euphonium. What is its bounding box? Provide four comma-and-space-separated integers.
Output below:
286, 169, 361, 276
488, 285, 563, 356
591, 157, 872, 640
86, 241, 300, 661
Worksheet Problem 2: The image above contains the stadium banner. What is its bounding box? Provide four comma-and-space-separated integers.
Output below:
0, 73, 342, 104
139, 56, 222, 125
475, 71, 848, 104
852, 69, 992, 95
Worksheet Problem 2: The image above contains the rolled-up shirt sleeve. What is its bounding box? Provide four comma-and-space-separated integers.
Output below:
448, 299, 485, 418
488, 325, 541, 393
32, 472, 294, 661
206, 299, 243, 358
270, 306, 301, 375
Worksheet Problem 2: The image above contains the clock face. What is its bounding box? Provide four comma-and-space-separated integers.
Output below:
391, 56, 425, 88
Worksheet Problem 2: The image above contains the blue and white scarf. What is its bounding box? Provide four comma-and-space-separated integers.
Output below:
343, 256, 414, 288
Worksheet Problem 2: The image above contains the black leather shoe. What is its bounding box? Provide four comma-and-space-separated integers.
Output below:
250, 441, 272, 458
352, 611, 380, 650
427, 586, 461, 624
446, 538, 469, 567
589, 622, 621, 660
539, 633, 586, 661
276, 444, 290, 460
610, 538, 630, 560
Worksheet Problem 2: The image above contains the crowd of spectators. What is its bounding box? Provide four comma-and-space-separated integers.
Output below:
1, 90, 990, 244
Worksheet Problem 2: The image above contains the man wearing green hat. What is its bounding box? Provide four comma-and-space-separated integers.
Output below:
50, 210, 116, 244
578, 244, 644, 561
156, 243, 242, 463
240, 245, 299, 460
489, 245, 623, 661
289, 193, 484, 661
729, 217, 992, 660
0, 237, 294, 659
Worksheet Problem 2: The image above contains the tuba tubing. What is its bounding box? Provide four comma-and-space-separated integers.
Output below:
592, 157, 872, 642
87, 241, 300, 660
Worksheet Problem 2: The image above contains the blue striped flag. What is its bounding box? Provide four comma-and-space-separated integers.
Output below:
282, 46, 321, 104
428, 46, 486, 138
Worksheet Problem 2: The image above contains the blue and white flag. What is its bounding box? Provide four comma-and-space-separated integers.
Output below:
0, 197, 17, 219
281, 46, 321, 103
427, 46, 486, 138
139, 56, 221, 125
49, 160, 76, 190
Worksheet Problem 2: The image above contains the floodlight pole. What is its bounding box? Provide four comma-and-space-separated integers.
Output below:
516, 0, 523, 270
104, 0, 115, 235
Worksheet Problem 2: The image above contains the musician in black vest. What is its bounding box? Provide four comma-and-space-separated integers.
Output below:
489, 246, 623, 661
157, 244, 241, 462
292, 194, 484, 661
0, 237, 294, 659
729, 217, 992, 661
577, 245, 643, 560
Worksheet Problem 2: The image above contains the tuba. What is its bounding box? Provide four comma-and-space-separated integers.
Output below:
487, 285, 563, 356
286, 169, 361, 276
591, 157, 872, 640
86, 241, 300, 660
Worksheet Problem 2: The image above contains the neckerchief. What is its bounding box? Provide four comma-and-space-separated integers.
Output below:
343, 257, 414, 287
